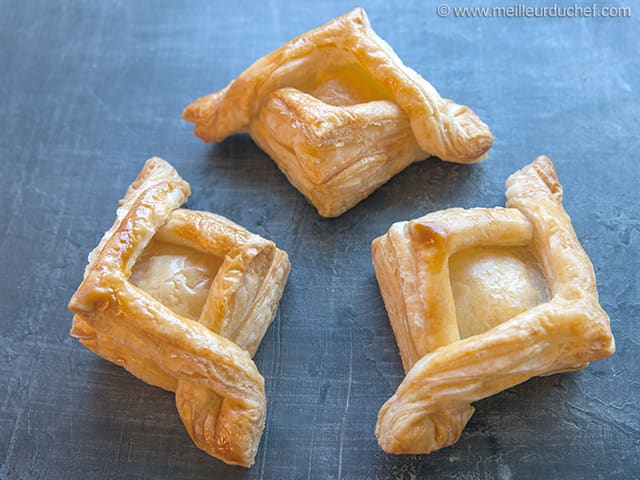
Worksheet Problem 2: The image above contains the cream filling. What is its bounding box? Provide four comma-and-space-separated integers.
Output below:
449, 247, 550, 339
308, 62, 391, 106
130, 240, 223, 320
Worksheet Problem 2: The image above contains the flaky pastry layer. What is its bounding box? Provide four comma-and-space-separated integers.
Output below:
372, 156, 614, 454
69, 158, 290, 467
183, 8, 493, 217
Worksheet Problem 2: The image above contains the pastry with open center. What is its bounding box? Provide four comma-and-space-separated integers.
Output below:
372, 156, 615, 454
183, 8, 493, 217
68, 157, 290, 467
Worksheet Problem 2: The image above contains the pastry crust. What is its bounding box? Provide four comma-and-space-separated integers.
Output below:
372, 156, 615, 455
183, 8, 493, 217
68, 158, 290, 467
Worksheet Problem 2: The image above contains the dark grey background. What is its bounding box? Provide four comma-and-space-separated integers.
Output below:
1, 1, 638, 479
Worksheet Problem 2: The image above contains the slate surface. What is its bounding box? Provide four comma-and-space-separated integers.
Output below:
1, 1, 639, 479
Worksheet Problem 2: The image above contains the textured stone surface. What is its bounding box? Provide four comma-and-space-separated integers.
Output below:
0, 1, 638, 479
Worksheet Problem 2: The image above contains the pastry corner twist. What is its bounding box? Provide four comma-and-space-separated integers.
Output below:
69, 157, 290, 467
373, 155, 614, 454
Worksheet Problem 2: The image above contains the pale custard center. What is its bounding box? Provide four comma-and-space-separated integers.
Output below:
130, 239, 223, 320
449, 247, 550, 339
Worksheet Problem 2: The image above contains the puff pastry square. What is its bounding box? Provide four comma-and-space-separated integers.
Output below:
183, 8, 493, 217
68, 157, 290, 467
372, 156, 615, 454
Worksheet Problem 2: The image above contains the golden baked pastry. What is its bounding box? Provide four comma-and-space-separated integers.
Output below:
372, 156, 615, 454
68, 158, 290, 467
183, 8, 493, 217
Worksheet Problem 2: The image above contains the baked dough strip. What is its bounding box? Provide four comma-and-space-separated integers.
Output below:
184, 8, 493, 217
374, 156, 615, 454
69, 158, 290, 467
